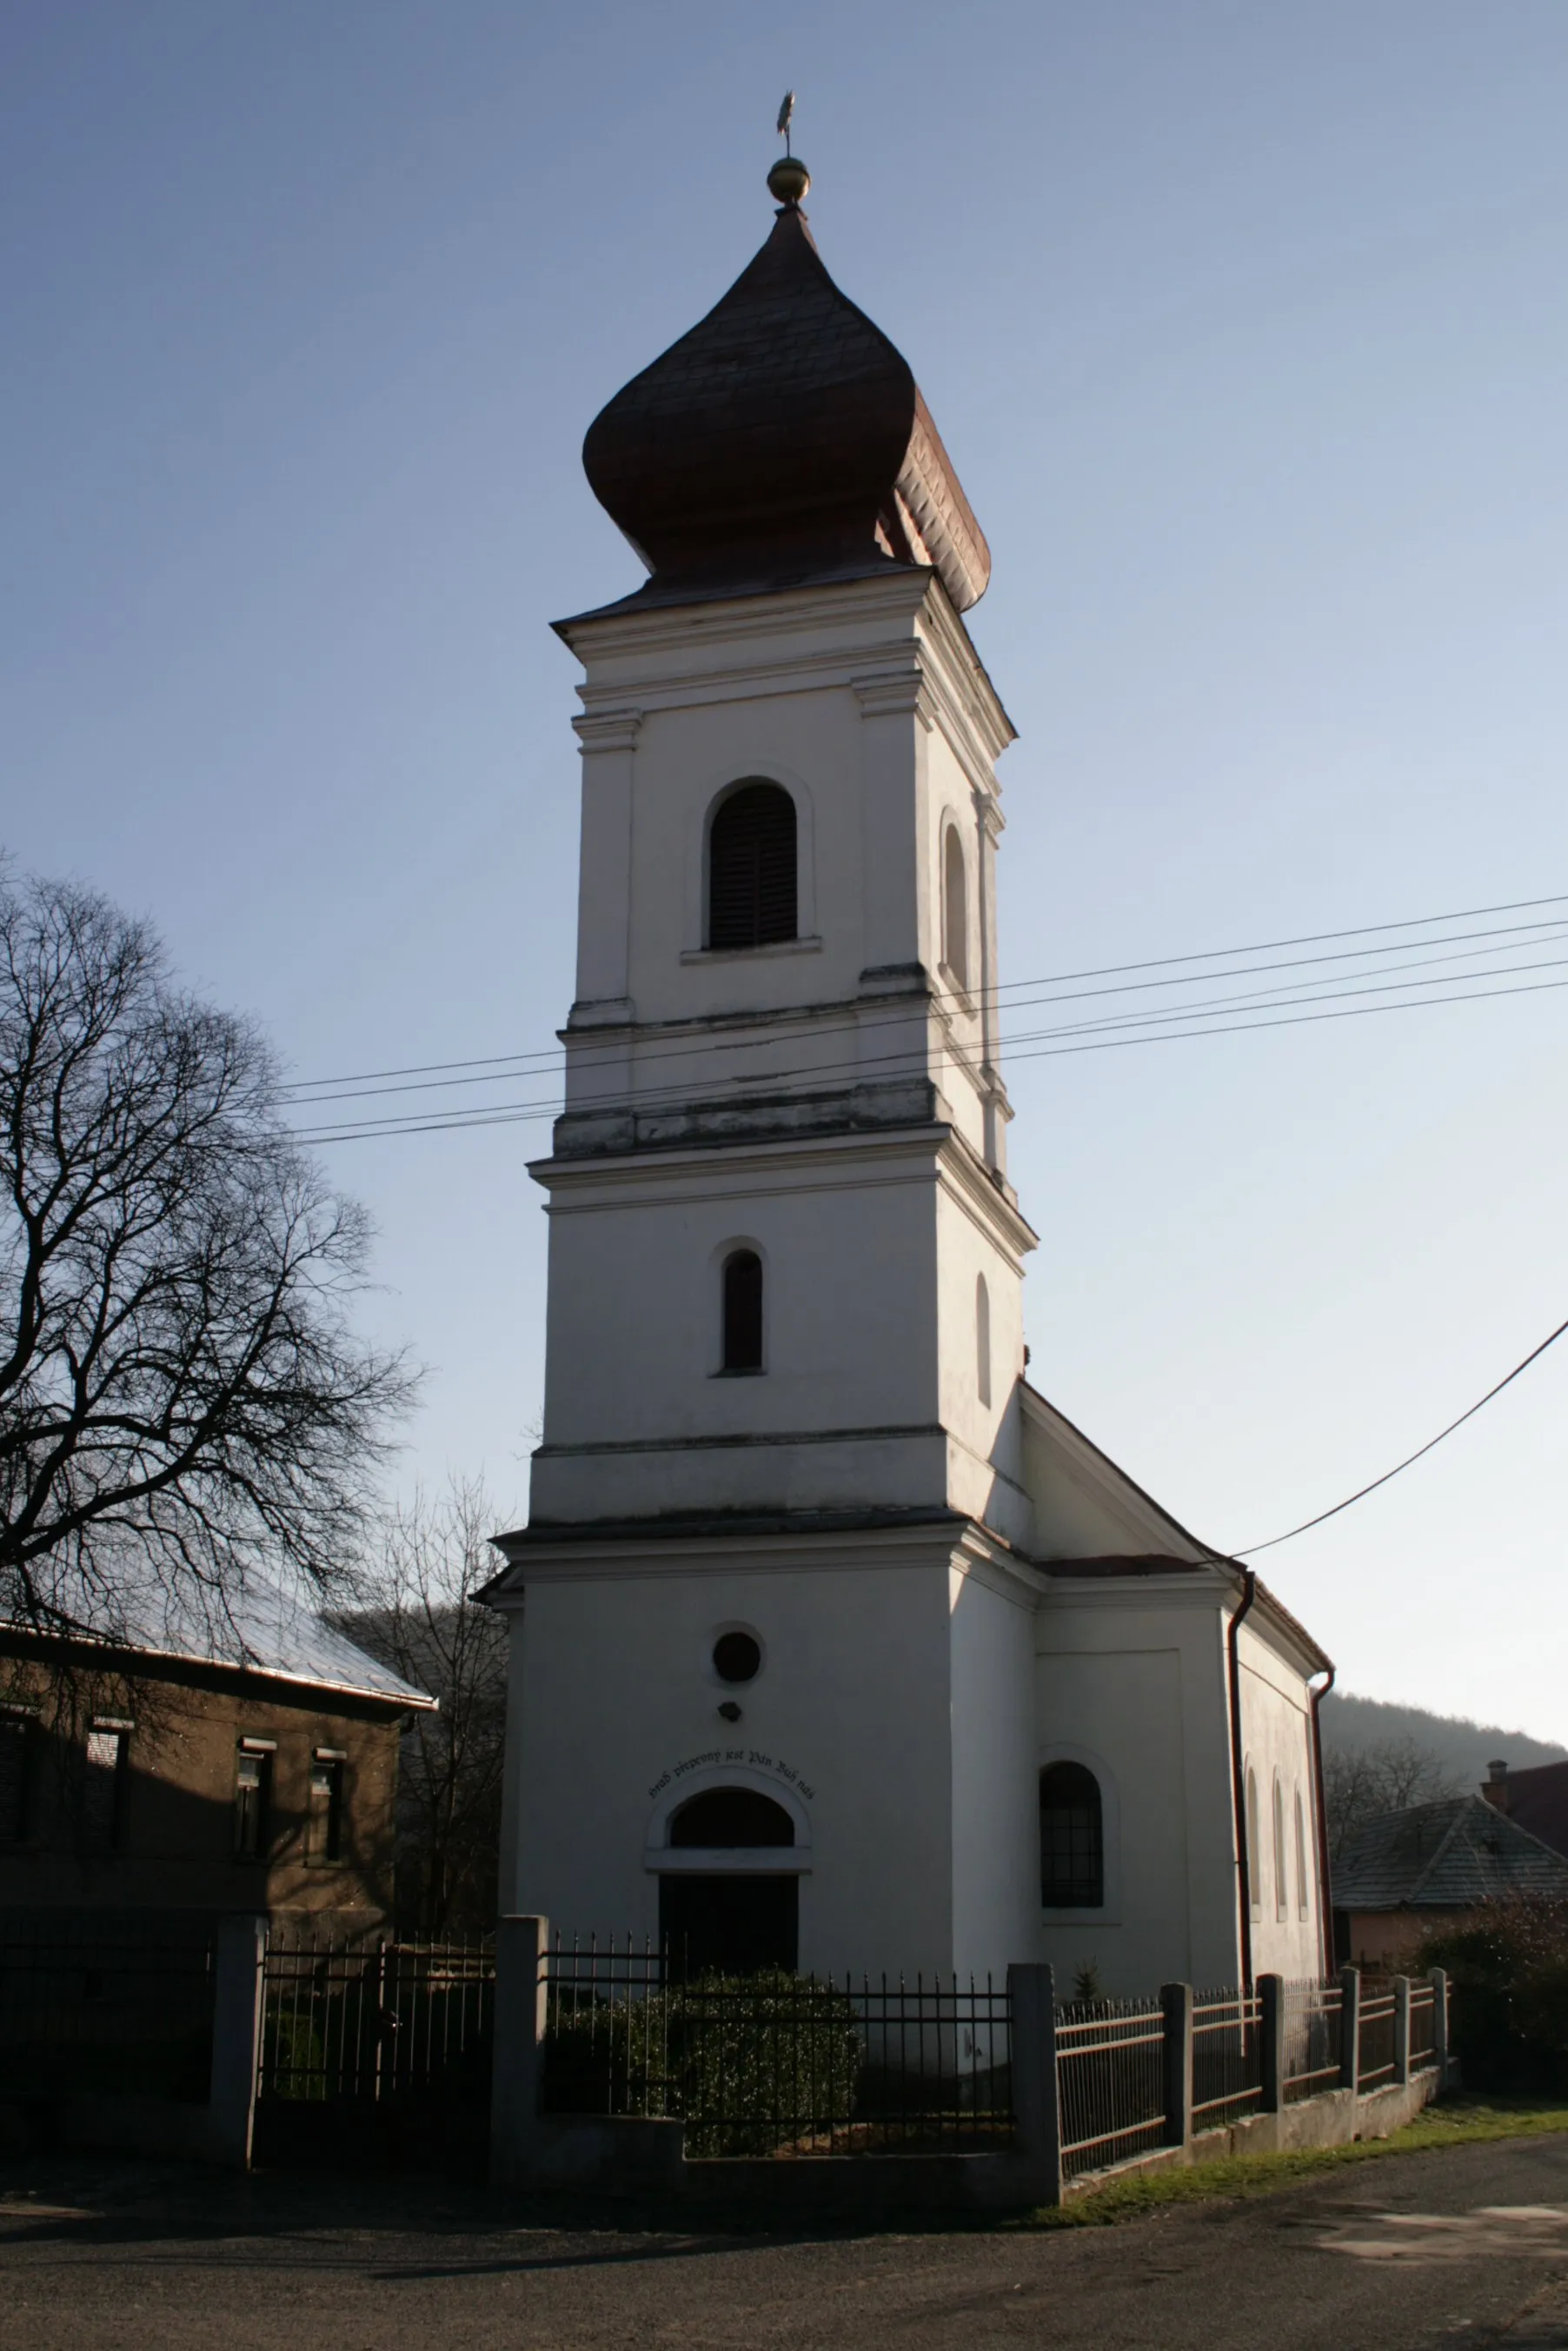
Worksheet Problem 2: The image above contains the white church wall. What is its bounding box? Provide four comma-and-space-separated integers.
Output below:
499, 1547, 961, 1974
933, 1179, 1032, 1547
1034, 1583, 1246, 1993
1235, 1616, 1326, 1981
948, 1559, 1040, 1981
531, 1137, 967, 1524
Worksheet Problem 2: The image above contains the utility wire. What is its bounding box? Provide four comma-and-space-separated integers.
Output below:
282, 913, 1568, 1111
279, 889, 1568, 1102
288, 966, 1568, 1143
1234, 1310, 1568, 1557
284, 936, 1568, 1137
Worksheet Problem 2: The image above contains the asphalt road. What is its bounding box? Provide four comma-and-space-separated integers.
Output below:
2, 2135, 1566, 2350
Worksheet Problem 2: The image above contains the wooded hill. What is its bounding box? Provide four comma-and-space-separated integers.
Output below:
1320, 1689, 1566, 1786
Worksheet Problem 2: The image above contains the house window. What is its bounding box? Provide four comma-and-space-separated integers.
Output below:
1040, 1762, 1104, 1908
234, 1745, 274, 1861
976, 1274, 992, 1407
1272, 1775, 1288, 1921
1294, 1786, 1311, 1920
721, 1249, 764, 1373
708, 782, 797, 949
307, 1752, 345, 1865
0, 1710, 35, 1844
83, 1722, 128, 1853
1245, 1766, 1261, 1921
943, 824, 968, 991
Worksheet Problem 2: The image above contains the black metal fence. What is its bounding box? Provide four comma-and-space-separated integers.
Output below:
256, 1932, 495, 2106
541, 1935, 1013, 2158
0, 1915, 215, 2101
1054, 1995, 1166, 2179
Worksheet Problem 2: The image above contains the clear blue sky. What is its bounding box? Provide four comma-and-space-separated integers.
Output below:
5, 4, 1566, 1742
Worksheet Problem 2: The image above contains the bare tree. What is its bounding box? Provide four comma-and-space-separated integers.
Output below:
0, 867, 417, 1637
1322, 1735, 1463, 1857
342, 1475, 509, 1937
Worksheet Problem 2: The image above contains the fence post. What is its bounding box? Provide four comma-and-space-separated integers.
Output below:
1259, 1974, 1286, 2114
207, 1912, 267, 2170
491, 1915, 549, 2188
1007, 1962, 1061, 2208
1339, 1966, 1361, 2095
1428, 1966, 1450, 2081
1392, 1975, 1411, 2086
1160, 1982, 1193, 2148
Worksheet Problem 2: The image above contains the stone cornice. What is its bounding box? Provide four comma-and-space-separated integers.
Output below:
562, 575, 1014, 796
571, 707, 642, 754
486, 1510, 998, 1595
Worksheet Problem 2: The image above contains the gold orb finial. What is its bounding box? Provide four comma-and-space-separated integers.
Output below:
767, 155, 810, 208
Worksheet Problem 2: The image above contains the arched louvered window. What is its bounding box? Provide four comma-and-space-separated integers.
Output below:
1272, 1774, 1288, 1921
708, 782, 797, 950
1294, 1786, 1310, 1919
976, 1275, 992, 1407
943, 824, 968, 991
1246, 1765, 1262, 1921
721, 1249, 764, 1373
1040, 1762, 1104, 1908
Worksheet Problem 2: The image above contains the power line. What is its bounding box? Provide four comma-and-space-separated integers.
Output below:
279, 889, 1568, 1102
1234, 1309, 1568, 1557
288, 965, 1568, 1144
281, 912, 1568, 1112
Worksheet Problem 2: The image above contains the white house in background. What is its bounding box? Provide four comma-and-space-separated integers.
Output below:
486, 156, 1332, 1994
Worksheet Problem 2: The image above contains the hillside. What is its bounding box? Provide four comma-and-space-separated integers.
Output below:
1319, 1689, 1566, 1788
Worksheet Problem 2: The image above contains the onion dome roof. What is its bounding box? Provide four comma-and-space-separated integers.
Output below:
580, 189, 990, 613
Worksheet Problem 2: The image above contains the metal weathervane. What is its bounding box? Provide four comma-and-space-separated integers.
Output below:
777, 91, 796, 157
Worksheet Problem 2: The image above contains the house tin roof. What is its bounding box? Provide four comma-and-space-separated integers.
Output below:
3, 1568, 435, 1712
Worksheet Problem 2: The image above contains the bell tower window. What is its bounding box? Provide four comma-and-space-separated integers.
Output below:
708, 782, 797, 949
721, 1249, 764, 1373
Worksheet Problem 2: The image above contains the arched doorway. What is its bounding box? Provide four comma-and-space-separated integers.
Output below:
658, 1787, 799, 1978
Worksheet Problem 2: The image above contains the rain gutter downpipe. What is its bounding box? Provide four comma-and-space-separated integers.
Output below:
1309, 1662, 1338, 1980
1226, 1567, 1258, 1991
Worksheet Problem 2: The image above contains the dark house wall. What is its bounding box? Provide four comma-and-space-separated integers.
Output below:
0, 1641, 405, 1928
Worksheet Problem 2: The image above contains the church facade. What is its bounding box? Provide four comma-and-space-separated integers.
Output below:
487, 157, 1332, 1995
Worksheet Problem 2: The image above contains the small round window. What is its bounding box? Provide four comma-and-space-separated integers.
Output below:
712, 1631, 762, 1684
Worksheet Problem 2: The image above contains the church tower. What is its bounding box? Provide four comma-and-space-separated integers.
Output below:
490, 156, 1334, 1993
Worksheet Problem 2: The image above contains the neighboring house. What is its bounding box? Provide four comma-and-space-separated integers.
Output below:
1480, 1757, 1568, 1861
485, 164, 1336, 1996
0, 1577, 435, 1931
1332, 1795, 1568, 1971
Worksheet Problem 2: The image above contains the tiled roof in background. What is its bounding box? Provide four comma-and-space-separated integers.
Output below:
1333, 1794, 1568, 1911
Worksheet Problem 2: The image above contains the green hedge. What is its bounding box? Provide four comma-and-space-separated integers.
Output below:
544, 1970, 864, 2156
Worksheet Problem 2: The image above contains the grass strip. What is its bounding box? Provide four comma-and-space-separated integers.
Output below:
1025, 2098, 1568, 2227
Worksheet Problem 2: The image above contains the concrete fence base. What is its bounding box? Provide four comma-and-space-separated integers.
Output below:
1060, 2068, 1447, 2201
